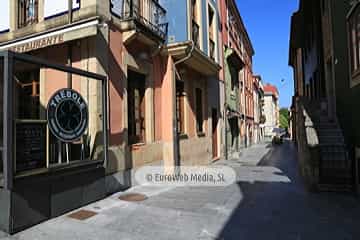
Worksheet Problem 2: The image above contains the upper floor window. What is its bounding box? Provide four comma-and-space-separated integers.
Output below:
191, 0, 197, 21
192, 20, 200, 48
18, 0, 38, 28
208, 6, 214, 40
191, 0, 200, 48
195, 88, 203, 134
209, 39, 215, 60
348, 6, 360, 76
230, 65, 238, 91
208, 5, 216, 60
321, 0, 328, 16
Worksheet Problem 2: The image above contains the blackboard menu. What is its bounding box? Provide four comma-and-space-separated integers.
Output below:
16, 122, 47, 172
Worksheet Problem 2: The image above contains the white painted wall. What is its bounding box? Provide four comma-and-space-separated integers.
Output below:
264, 93, 277, 137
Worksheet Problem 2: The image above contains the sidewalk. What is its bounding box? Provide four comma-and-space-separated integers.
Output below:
217, 142, 272, 167
0, 143, 271, 240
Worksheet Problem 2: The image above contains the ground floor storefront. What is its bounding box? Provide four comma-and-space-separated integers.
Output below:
0, 20, 221, 233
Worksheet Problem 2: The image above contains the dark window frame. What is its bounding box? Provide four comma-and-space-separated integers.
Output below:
191, 0, 200, 48
209, 39, 215, 60
127, 71, 146, 145
195, 87, 204, 134
192, 20, 200, 48
18, 0, 38, 28
348, 7, 360, 77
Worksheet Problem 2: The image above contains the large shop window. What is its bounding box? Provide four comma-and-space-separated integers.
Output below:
10, 55, 106, 175
176, 80, 185, 134
128, 70, 146, 145
18, 0, 38, 28
195, 88, 203, 134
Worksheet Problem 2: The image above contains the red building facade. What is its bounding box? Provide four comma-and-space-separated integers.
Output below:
219, 0, 255, 151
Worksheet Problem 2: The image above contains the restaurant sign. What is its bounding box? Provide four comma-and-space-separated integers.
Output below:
9, 34, 64, 53
47, 89, 88, 142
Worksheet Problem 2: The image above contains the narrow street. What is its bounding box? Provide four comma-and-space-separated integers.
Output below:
219, 141, 360, 239
2, 142, 360, 240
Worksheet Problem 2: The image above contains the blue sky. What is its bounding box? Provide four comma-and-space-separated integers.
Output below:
236, 0, 299, 108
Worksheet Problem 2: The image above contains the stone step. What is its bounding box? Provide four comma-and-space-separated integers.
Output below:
315, 122, 339, 128
317, 130, 343, 137
317, 131, 344, 139
318, 135, 344, 141
320, 147, 348, 155
318, 184, 353, 192
319, 138, 345, 144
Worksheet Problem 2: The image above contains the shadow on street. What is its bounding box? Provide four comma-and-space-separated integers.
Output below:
218, 141, 360, 240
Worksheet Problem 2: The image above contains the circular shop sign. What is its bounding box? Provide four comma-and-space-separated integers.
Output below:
47, 88, 88, 142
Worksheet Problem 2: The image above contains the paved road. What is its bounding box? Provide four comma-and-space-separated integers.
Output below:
219, 141, 360, 240
3, 141, 360, 239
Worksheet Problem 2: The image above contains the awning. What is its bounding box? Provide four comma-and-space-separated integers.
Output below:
0, 19, 99, 53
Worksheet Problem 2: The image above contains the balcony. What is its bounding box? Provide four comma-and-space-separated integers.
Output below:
112, 0, 168, 41
18, 0, 38, 28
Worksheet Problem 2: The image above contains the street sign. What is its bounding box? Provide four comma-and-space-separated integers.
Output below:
47, 88, 88, 142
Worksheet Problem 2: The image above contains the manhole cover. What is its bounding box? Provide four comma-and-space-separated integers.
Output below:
68, 210, 97, 220
118, 193, 148, 202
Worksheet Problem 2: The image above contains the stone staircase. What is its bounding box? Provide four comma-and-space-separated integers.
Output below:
308, 101, 353, 191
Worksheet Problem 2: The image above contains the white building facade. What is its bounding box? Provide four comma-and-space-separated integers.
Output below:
263, 84, 279, 138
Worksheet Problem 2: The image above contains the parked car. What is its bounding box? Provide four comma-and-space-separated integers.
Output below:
272, 128, 285, 145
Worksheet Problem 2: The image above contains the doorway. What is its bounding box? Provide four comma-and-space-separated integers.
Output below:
212, 108, 218, 159
127, 70, 146, 145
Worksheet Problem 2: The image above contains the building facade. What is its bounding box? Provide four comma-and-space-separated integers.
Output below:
289, 0, 355, 190
263, 83, 279, 139
253, 75, 264, 144
219, 0, 254, 159
0, 0, 223, 233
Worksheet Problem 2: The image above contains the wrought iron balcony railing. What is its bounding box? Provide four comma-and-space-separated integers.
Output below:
18, 0, 38, 28
116, 0, 168, 40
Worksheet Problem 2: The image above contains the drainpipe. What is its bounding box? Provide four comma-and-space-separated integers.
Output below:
224, 102, 228, 160
172, 41, 195, 168
67, 0, 73, 88
243, 70, 247, 148
62, 0, 73, 164
224, 48, 228, 160
68, 0, 73, 24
